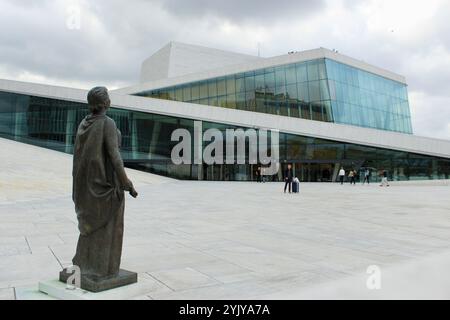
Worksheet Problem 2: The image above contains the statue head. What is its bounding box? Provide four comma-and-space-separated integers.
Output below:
87, 86, 110, 115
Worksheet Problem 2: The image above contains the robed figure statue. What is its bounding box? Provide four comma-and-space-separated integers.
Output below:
60, 87, 138, 292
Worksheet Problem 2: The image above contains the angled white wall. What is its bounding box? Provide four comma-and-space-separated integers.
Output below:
140, 41, 262, 83
139, 43, 172, 83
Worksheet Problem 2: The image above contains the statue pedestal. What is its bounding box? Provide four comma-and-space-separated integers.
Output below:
59, 268, 137, 293
38, 273, 150, 300
16, 272, 159, 300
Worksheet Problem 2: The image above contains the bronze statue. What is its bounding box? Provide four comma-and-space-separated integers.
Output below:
60, 87, 138, 292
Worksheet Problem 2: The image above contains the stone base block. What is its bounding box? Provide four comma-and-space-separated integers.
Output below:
59, 268, 137, 293
38, 276, 151, 300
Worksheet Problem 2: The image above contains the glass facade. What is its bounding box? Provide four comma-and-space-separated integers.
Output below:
1, 90, 448, 182
326, 59, 412, 133
135, 58, 412, 134
135, 59, 334, 123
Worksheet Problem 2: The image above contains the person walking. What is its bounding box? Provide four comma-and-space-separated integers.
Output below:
363, 168, 370, 185
339, 167, 345, 185
349, 169, 356, 185
256, 166, 261, 183
284, 164, 293, 193
380, 169, 390, 187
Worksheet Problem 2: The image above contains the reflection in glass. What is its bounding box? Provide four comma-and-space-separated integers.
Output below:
0, 90, 447, 182
136, 57, 413, 133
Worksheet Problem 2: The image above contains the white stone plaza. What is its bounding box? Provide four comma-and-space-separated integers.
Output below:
1, 137, 449, 300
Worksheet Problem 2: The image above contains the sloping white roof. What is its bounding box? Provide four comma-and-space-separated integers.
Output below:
1, 79, 449, 159
139, 41, 262, 83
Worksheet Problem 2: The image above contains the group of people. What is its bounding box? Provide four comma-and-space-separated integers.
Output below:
338, 167, 390, 186
339, 168, 358, 185
256, 164, 390, 192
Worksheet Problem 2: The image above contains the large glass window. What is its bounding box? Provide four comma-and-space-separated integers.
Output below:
285, 65, 297, 85
308, 81, 321, 102
264, 69, 276, 88
182, 86, 191, 101
226, 76, 236, 95
296, 62, 308, 83
135, 57, 412, 133
235, 75, 245, 93
208, 79, 217, 97
199, 81, 208, 99
217, 78, 226, 96
307, 60, 319, 81
325, 59, 412, 133
274, 67, 286, 87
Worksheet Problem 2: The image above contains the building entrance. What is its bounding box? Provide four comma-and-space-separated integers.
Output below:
290, 163, 334, 182
286, 160, 365, 182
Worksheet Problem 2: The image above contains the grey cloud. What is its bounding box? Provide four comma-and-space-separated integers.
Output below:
0, 0, 326, 88
0, 0, 449, 139
0, 0, 173, 87
155, 0, 326, 23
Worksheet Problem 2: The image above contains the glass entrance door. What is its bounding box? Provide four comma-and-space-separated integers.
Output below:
293, 162, 336, 182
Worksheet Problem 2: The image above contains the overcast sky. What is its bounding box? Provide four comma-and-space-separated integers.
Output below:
1, 0, 449, 139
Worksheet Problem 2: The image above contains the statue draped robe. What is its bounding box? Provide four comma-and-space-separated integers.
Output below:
72, 114, 131, 278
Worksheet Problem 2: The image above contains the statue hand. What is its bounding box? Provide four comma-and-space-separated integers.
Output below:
129, 186, 138, 198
